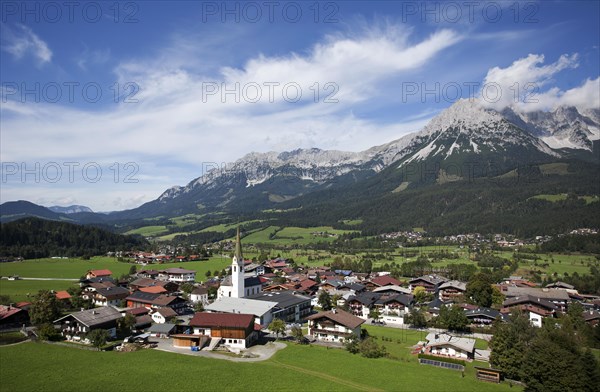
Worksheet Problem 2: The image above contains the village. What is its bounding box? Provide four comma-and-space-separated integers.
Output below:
2, 227, 599, 389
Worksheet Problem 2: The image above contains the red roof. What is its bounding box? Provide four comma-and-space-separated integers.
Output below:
14, 302, 31, 309
55, 291, 72, 300
139, 286, 167, 294
88, 269, 112, 277
190, 312, 254, 329
371, 275, 401, 287
0, 305, 24, 321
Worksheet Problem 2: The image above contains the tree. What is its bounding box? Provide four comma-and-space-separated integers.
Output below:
268, 318, 286, 339
193, 301, 204, 312
580, 349, 600, 392
491, 286, 505, 306
117, 313, 136, 335
438, 305, 469, 332
0, 294, 13, 305
368, 308, 381, 323
29, 290, 62, 326
358, 337, 387, 358
412, 286, 428, 303
405, 308, 427, 328
344, 333, 360, 354
37, 323, 60, 341
318, 291, 332, 311
290, 325, 305, 344
465, 273, 493, 307
489, 311, 536, 380
87, 329, 110, 351
205, 270, 211, 279
179, 283, 195, 295
70, 295, 93, 311
128, 265, 137, 275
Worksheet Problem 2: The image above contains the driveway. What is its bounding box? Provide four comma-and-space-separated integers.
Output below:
153, 338, 286, 362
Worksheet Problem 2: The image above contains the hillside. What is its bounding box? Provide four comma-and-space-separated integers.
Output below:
0, 218, 148, 259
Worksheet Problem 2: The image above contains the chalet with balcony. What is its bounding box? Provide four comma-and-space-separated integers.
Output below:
92, 286, 130, 307
409, 275, 448, 293
438, 280, 467, 302
188, 312, 258, 349
499, 286, 570, 312
347, 292, 382, 319
464, 307, 507, 327
501, 295, 557, 327
307, 309, 365, 343
54, 306, 122, 343
158, 268, 196, 283
125, 291, 187, 313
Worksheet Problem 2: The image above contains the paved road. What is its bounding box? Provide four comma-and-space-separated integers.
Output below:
8, 277, 79, 281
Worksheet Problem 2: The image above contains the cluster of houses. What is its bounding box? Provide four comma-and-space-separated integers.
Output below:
3, 229, 600, 363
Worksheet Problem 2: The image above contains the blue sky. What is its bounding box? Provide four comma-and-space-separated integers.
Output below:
1, 0, 599, 211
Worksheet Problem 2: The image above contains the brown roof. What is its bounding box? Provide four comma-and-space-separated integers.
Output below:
189, 312, 254, 329
152, 295, 185, 306
306, 309, 365, 329
191, 287, 208, 295
126, 307, 150, 316
155, 307, 178, 318
371, 275, 402, 287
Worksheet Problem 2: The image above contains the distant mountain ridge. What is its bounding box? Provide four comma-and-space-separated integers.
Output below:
49, 205, 93, 214
2, 99, 599, 233
127, 99, 598, 218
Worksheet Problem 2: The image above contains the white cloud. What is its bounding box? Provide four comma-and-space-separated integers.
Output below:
1, 24, 52, 65
479, 53, 599, 112
76, 46, 110, 70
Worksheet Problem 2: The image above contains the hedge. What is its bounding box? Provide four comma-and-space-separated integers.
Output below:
417, 353, 467, 366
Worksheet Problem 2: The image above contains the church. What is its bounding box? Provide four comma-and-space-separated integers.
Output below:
217, 228, 262, 299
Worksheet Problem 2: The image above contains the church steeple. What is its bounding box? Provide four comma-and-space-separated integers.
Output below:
234, 226, 243, 264
231, 226, 245, 298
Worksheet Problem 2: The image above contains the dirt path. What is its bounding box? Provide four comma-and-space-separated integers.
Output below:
271, 360, 384, 392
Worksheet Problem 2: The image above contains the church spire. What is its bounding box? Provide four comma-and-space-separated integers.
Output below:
234, 226, 243, 263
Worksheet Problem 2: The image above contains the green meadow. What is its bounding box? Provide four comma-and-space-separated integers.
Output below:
0, 341, 518, 392
0, 256, 233, 301
0, 279, 78, 302
125, 225, 169, 236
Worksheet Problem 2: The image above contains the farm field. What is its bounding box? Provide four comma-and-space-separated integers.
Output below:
0, 256, 233, 301
125, 225, 169, 236
242, 226, 354, 245
0, 257, 135, 279
0, 341, 518, 392
0, 279, 78, 302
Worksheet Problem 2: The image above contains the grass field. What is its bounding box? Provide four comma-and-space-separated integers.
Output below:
528, 194, 599, 204
125, 225, 169, 236
0, 341, 518, 392
0, 257, 135, 279
0, 279, 78, 302
242, 226, 354, 245
0, 255, 233, 301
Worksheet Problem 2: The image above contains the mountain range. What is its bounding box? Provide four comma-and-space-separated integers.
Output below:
2, 99, 599, 236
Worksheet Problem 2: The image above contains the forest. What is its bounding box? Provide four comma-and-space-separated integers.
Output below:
0, 218, 148, 259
